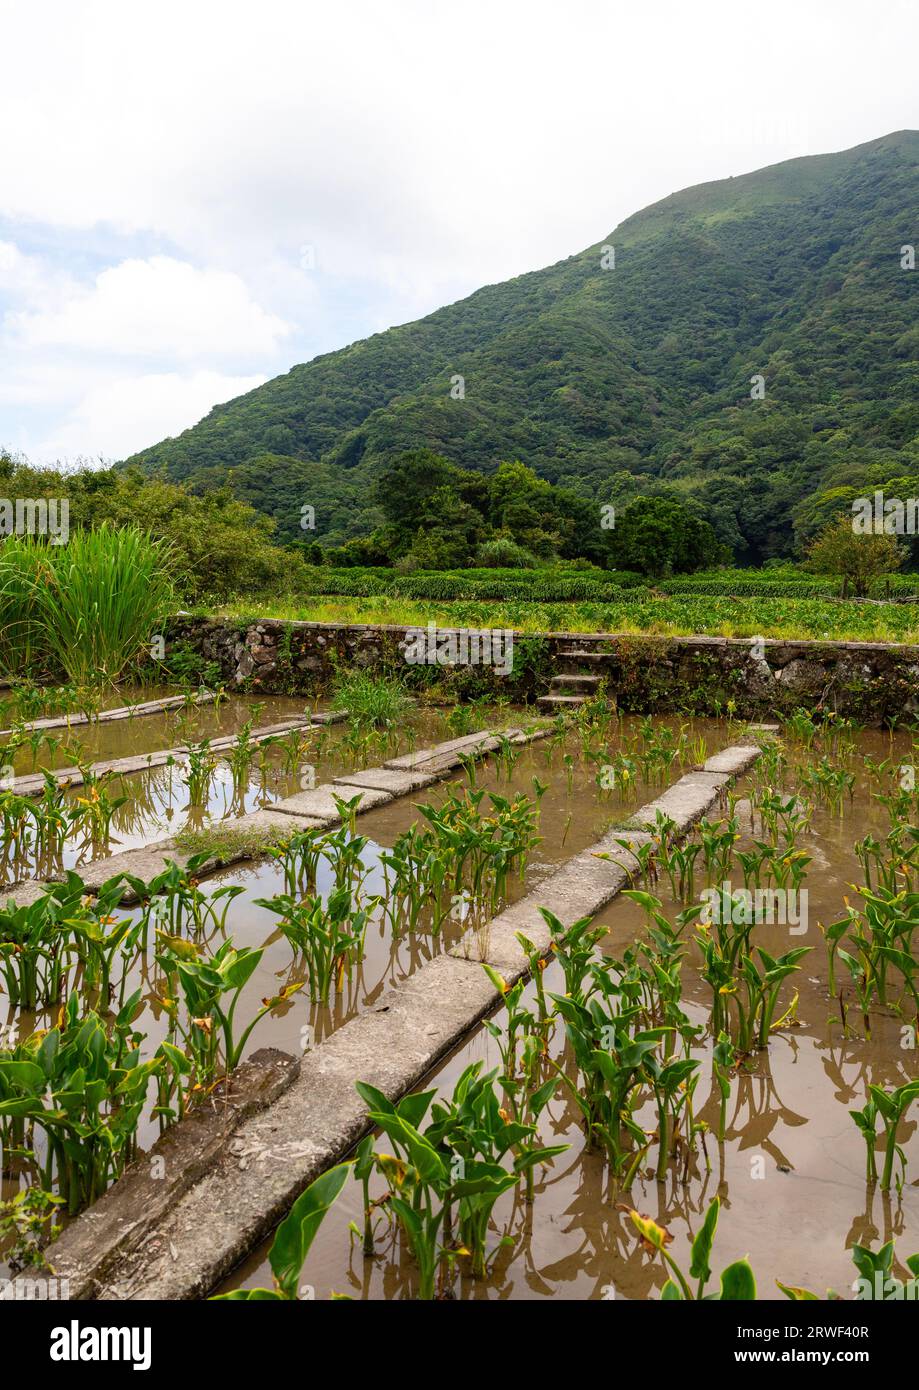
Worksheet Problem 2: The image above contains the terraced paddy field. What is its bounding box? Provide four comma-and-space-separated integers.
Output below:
1, 687, 917, 1313
223, 722, 919, 1301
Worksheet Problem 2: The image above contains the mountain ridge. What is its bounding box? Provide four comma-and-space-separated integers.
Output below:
125, 131, 919, 561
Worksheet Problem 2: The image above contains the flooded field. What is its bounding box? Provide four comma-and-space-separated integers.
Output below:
219, 721, 919, 1302
0, 702, 490, 883
3, 688, 917, 1306
1, 692, 311, 774
0, 696, 729, 1260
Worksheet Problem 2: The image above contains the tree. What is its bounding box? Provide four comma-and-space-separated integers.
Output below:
611, 497, 727, 578
402, 487, 487, 569
805, 515, 903, 597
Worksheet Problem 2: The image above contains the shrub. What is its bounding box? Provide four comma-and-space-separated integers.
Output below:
331, 670, 413, 729
290, 566, 649, 602
0, 527, 176, 686
474, 538, 537, 568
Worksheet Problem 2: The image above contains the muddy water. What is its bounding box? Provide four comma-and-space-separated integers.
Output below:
219, 726, 919, 1301
0, 682, 184, 727
0, 703, 477, 882
2, 693, 316, 775
0, 711, 729, 1253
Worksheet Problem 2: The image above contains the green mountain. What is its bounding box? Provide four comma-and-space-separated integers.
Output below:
125, 131, 919, 562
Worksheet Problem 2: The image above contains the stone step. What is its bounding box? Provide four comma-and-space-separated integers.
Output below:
549, 673, 602, 694
557, 648, 608, 662
536, 693, 588, 710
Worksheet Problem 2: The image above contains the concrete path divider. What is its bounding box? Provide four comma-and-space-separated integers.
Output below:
0, 689, 216, 740
8, 716, 317, 797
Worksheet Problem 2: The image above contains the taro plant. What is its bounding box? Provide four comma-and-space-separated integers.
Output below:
183, 740, 215, 807
644, 1050, 701, 1181
597, 834, 659, 889
424, 1061, 566, 1277
749, 789, 813, 845
0, 991, 164, 1214
155, 935, 301, 1086
855, 825, 919, 894
620, 892, 695, 1012
481, 967, 561, 1201
696, 816, 740, 885
798, 756, 855, 814
823, 888, 919, 1027
779, 1236, 919, 1301
0, 872, 128, 1008
211, 1163, 350, 1300
537, 907, 606, 1003
624, 1196, 756, 1300
845, 1239, 919, 1300
551, 985, 669, 1182
355, 1068, 564, 1296
712, 1031, 737, 1142
849, 1079, 919, 1191
696, 886, 810, 1050
352, 1080, 450, 1299
69, 767, 129, 854
268, 827, 325, 898
255, 885, 370, 1002
123, 855, 245, 943
659, 837, 702, 902
514, 930, 552, 1024
740, 947, 811, 1050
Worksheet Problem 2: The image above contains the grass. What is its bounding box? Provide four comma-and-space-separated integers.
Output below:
171, 822, 289, 862
216, 593, 919, 643
0, 528, 177, 687
331, 669, 414, 727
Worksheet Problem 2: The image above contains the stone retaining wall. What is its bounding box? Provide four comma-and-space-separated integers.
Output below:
165, 617, 919, 723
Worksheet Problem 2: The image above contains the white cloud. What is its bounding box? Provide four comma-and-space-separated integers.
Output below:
36, 370, 266, 463
3, 1, 915, 290
0, 243, 288, 462
0, 240, 48, 296
0, 0, 916, 460
10, 256, 289, 360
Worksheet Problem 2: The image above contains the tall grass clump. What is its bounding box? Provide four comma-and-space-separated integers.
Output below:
331, 669, 412, 730
0, 527, 176, 687
0, 539, 51, 674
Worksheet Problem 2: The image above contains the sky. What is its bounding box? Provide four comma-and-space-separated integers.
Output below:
0, 0, 916, 466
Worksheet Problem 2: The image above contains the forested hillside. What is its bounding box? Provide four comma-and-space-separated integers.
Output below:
125, 131, 919, 562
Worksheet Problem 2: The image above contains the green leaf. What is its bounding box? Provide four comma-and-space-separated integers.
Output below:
718, 1259, 757, 1301
268, 1163, 350, 1298
777, 1280, 819, 1300
689, 1198, 719, 1286
210, 1287, 283, 1301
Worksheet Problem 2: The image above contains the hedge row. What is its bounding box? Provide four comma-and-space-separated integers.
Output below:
297, 567, 649, 601
295, 565, 919, 604
661, 574, 919, 599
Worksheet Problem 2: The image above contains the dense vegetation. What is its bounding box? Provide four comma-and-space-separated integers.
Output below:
336, 450, 724, 572
0, 449, 722, 597
0, 453, 296, 603
226, 592, 919, 643
0, 529, 175, 684
123, 132, 919, 566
